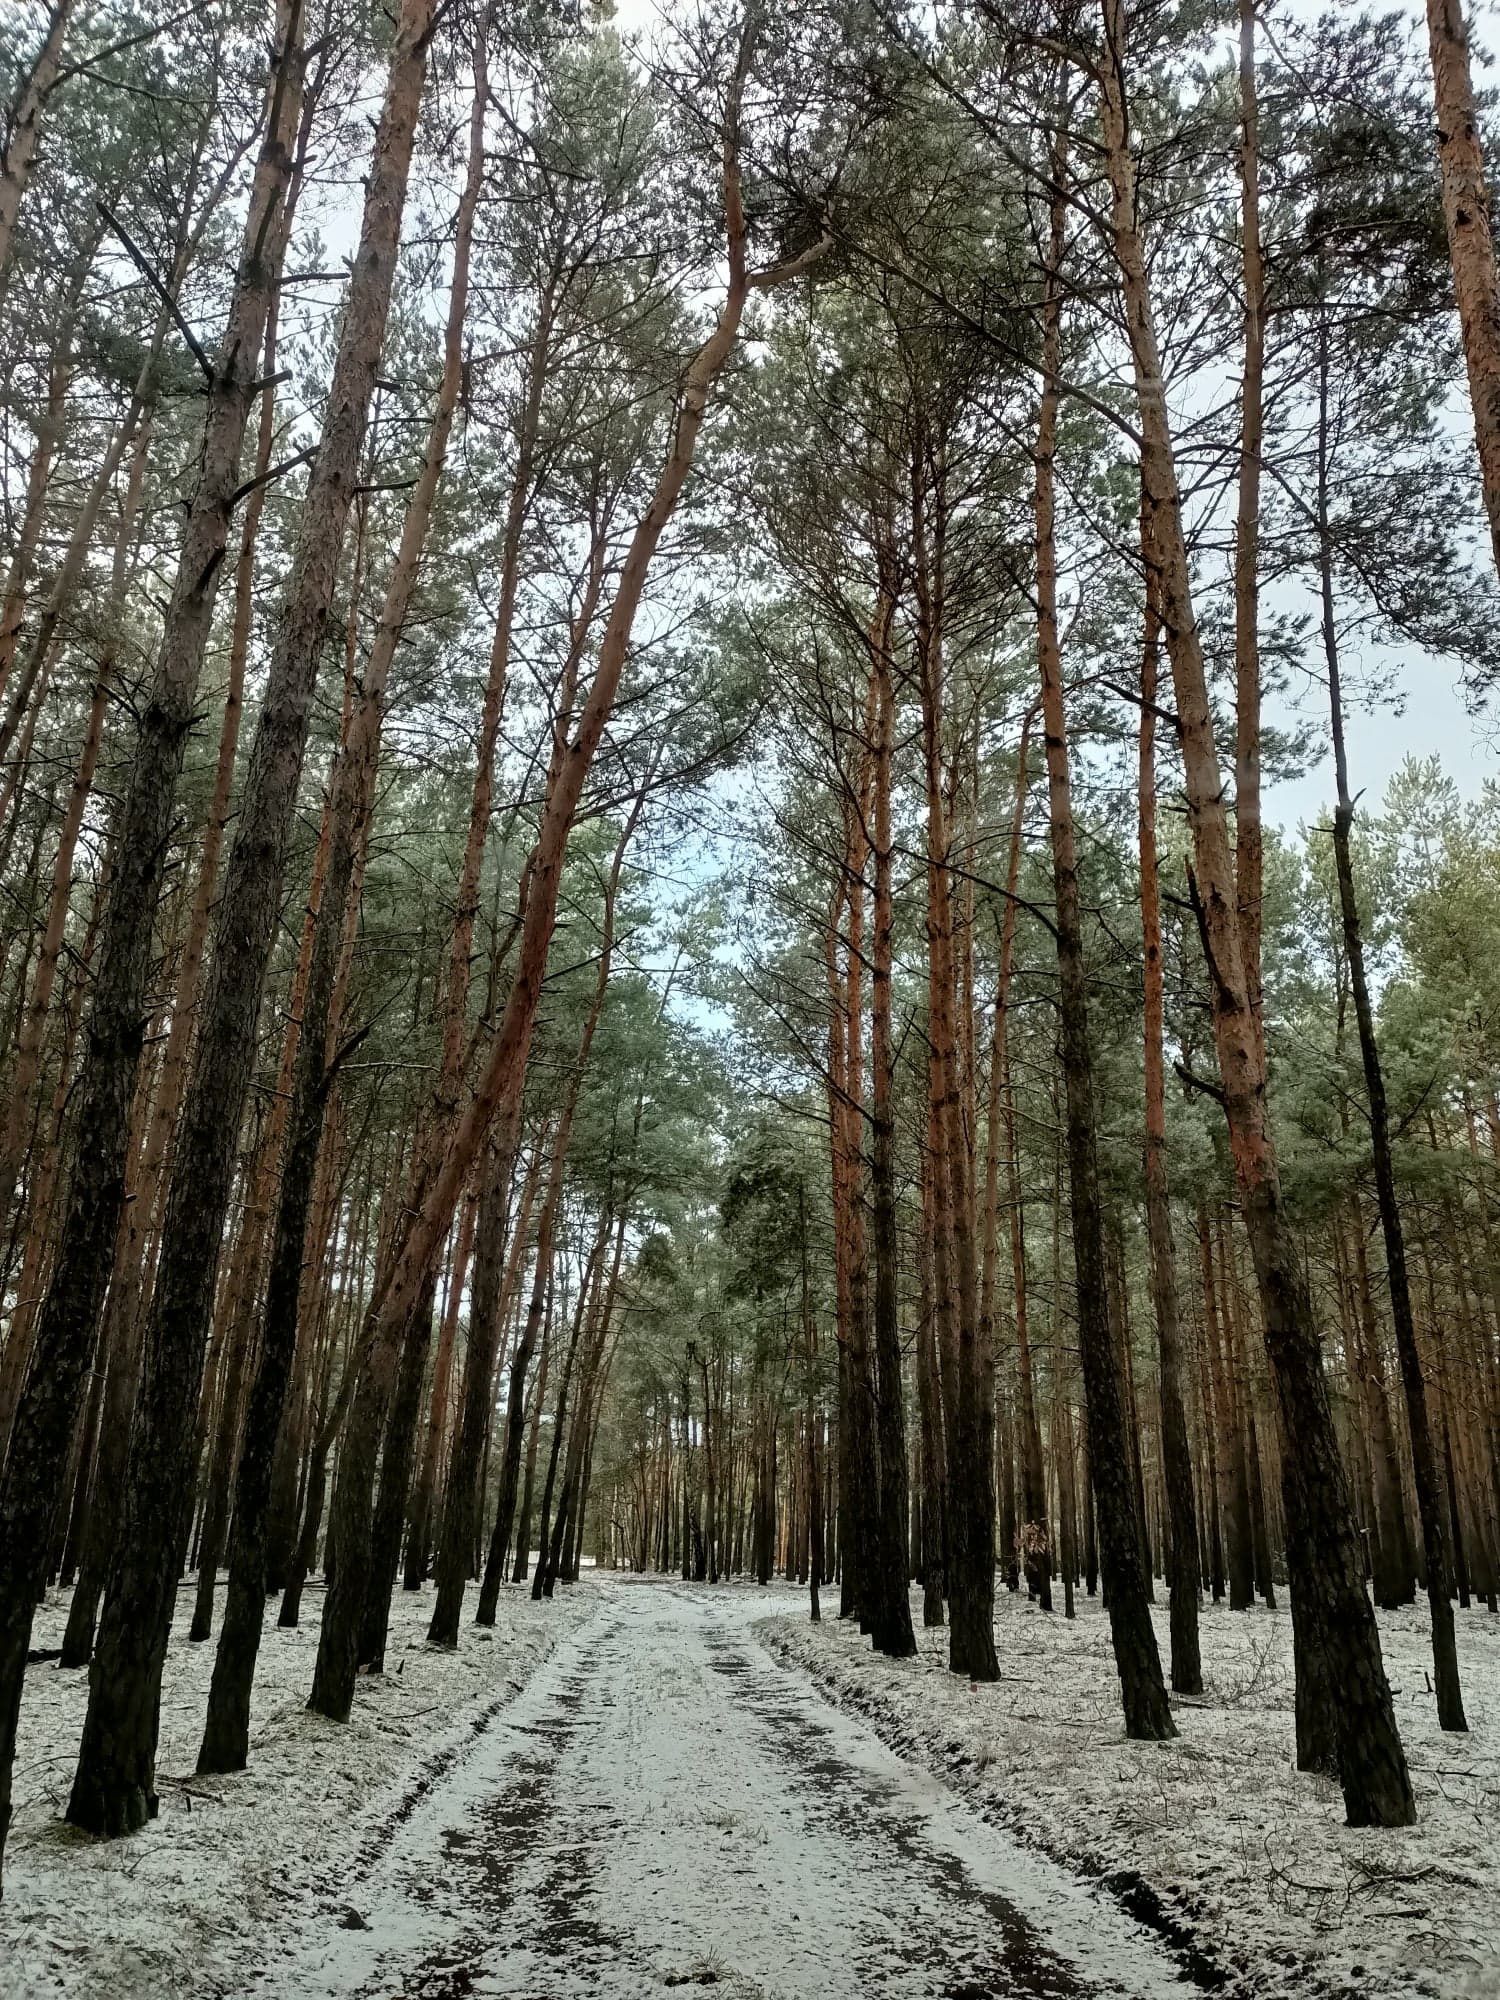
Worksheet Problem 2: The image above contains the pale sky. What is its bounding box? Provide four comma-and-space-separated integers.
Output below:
1268, 640, 1498, 836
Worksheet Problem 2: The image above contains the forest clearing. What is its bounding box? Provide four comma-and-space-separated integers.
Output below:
1, 0, 1500, 1992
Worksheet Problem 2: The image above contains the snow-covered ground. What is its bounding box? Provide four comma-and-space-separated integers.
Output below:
5, 1574, 1494, 1998
271, 1576, 1185, 1998
763, 1587, 1500, 2000
2, 1575, 597, 1997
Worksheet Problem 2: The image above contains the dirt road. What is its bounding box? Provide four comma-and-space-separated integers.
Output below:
273, 1579, 1188, 1998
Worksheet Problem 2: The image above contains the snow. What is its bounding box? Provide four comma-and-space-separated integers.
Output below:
762, 1586, 1500, 2000
1, 1575, 597, 1998
5, 1573, 1494, 1998
272, 1576, 1187, 1997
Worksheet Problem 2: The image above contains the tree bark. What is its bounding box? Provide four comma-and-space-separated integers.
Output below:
406, 1193, 474, 1590
0, 289, 73, 706
1343, 1208, 1415, 1608
0, 10, 305, 1871
0, 490, 137, 1227
0, 0, 77, 294
866, 569, 915, 1659
1033, 128, 1172, 1737
1425, 0, 1500, 578
1100, 0, 1413, 1823
1138, 503, 1202, 1695
357, 1274, 436, 1670
513, 1282, 553, 1584
913, 428, 996, 1683
1316, 331, 1466, 1730
915, 1207, 946, 1627
67, 0, 429, 1836
426, 1118, 529, 1636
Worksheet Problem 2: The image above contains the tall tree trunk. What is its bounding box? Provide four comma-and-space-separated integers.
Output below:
1343, 1207, 1415, 1607
912, 417, 996, 1683
1201, 1203, 1254, 1609
67, 0, 430, 1837
467, 792, 644, 1633
1138, 505, 1202, 1696
828, 863, 869, 1625
1425, 0, 1500, 578
867, 568, 915, 1659
186, 1209, 265, 1642
980, 707, 1032, 1607
0, 283, 75, 705
0, 11, 305, 1873
0, 220, 194, 817
827, 709, 878, 1637
429, 1116, 532, 1639
198, 28, 485, 1754
802, 1184, 823, 1622
1033, 126, 1171, 1737
1234, 0, 1266, 1056
532, 1220, 610, 1601
406, 1193, 474, 1590
1099, 0, 1413, 1824
123, 103, 313, 1318
915, 1206, 946, 1627
357, 1275, 437, 1670
1316, 333, 1466, 1731
513, 1285, 553, 1584
1218, 1218, 1275, 1608
985, 713, 1046, 1608
0, 0, 77, 294
0, 448, 142, 1227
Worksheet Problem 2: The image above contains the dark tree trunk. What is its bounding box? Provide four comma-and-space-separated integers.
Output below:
279, 1434, 328, 1630
429, 1127, 525, 1645
1346, 1211, 1415, 1608
1102, 0, 1413, 1823
543, 1226, 623, 1598
475, 1149, 566, 1630
55, 1355, 106, 1594
826, 829, 877, 1636
1137, 520, 1201, 1694
866, 577, 915, 1660
188, 1263, 259, 1644
531, 1365, 574, 1604
59, 1286, 145, 1669
197, 996, 335, 1769
1043, 600, 1173, 1745
0, 11, 305, 1869
912, 432, 994, 1683
802, 1195, 823, 1624
1035, 118, 1171, 1738
513, 1300, 552, 1583
67, 3, 431, 1835
405, 1199, 471, 1591
1201, 1204, 1254, 1611
1316, 332, 1465, 1731
357, 1281, 435, 1671
916, 1215, 946, 1628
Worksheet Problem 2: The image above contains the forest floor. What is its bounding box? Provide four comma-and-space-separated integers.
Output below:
4, 1576, 1494, 1998
6, 1573, 1195, 1998
2, 1573, 597, 1996
765, 1585, 1500, 2000
266, 1574, 1184, 1998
